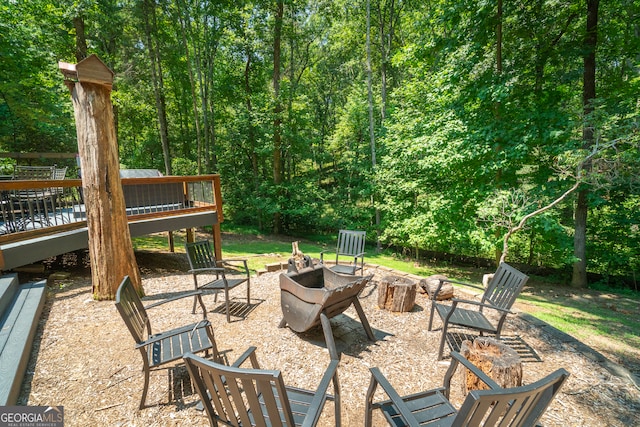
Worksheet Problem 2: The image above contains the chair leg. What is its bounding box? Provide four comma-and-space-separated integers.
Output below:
140, 365, 150, 409
333, 373, 341, 426
364, 373, 378, 427
428, 301, 437, 331
437, 322, 449, 360
225, 287, 231, 323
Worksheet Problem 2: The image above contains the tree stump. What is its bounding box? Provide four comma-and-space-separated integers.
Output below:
419, 275, 454, 300
377, 275, 416, 312
460, 337, 522, 395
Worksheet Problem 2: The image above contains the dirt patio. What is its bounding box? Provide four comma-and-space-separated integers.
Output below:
17, 250, 640, 426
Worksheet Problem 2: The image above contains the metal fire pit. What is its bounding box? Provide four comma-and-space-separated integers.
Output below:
278, 265, 375, 360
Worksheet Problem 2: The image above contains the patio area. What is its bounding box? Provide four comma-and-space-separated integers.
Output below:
17, 251, 640, 426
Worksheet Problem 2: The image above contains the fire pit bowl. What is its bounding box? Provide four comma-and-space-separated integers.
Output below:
278, 265, 375, 359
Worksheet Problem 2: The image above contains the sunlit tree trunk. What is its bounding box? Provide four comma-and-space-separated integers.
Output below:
62, 66, 142, 299
272, 0, 284, 234
573, 0, 599, 287
142, 0, 171, 175
367, 0, 381, 252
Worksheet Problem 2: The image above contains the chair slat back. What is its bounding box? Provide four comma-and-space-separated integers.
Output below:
13, 165, 55, 180
452, 368, 569, 427
336, 230, 366, 257
53, 166, 67, 180
184, 353, 295, 427
185, 240, 217, 270
115, 276, 150, 344
482, 263, 529, 311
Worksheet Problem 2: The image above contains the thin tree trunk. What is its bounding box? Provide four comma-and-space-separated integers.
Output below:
367, 0, 381, 252
73, 16, 87, 62
142, 0, 171, 175
175, 1, 203, 174
573, 0, 599, 288
272, 0, 284, 234
494, 0, 504, 265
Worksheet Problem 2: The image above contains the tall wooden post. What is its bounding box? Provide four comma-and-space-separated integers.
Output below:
59, 55, 142, 299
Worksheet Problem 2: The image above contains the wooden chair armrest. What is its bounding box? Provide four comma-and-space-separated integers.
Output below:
218, 259, 250, 273
450, 351, 501, 389
301, 360, 340, 427
144, 290, 204, 310
440, 277, 484, 291
367, 367, 422, 427
449, 298, 512, 314
188, 267, 225, 274
231, 346, 260, 369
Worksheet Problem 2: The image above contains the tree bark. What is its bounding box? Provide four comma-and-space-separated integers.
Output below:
142, 0, 172, 175
73, 16, 87, 62
272, 0, 284, 234
573, 0, 599, 288
66, 81, 142, 299
367, 0, 382, 252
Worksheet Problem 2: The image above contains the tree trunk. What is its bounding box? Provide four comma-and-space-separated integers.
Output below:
66, 80, 142, 299
573, 0, 599, 288
272, 0, 284, 234
494, 0, 504, 265
175, 1, 203, 175
367, 0, 382, 252
142, 0, 171, 175
73, 16, 87, 62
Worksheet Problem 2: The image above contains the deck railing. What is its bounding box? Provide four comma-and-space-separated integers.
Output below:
0, 175, 222, 245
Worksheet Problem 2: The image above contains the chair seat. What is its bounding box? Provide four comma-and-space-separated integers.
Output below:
200, 277, 248, 291
250, 385, 323, 426
434, 303, 497, 334
146, 322, 213, 368
377, 389, 457, 427
328, 264, 357, 275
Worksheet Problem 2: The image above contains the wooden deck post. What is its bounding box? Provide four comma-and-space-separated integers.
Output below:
59, 55, 142, 299
212, 175, 223, 260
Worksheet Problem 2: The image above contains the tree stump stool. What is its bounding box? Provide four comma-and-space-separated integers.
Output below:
377, 275, 416, 312
419, 274, 454, 300
460, 337, 522, 395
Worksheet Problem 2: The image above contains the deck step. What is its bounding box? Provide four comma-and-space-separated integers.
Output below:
0, 273, 47, 405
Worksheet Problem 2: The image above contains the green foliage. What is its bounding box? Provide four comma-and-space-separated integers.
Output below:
1, 0, 639, 283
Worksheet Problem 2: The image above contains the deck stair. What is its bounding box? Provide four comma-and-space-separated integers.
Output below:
0, 273, 46, 405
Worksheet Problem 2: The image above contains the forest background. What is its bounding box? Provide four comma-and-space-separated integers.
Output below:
1, 0, 638, 288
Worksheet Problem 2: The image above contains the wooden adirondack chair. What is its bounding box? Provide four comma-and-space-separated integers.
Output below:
428, 263, 529, 360
365, 351, 569, 427
320, 229, 366, 275
115, 276, 248, 409
184, 350, 341, 427
185, 240, 251, 323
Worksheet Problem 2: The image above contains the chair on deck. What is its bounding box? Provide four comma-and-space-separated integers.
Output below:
320, 229, 366, 275
428, 262, 529, 360
12, 165, 56, 180
184, 349, 341, 427
116, 276, 240, 409
185, 240, 251, 323
365, 351, 569, 427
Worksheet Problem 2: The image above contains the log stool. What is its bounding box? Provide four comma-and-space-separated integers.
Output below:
460, 337, 522, 395
377, 275, 416, 312
419, 274, 454, 300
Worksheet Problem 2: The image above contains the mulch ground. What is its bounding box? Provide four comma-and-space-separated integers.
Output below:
17, 251, 640, 426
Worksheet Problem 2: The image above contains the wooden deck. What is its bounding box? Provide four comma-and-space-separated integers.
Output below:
0, 175, 224, 271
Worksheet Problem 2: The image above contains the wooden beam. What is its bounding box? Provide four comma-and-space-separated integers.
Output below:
0, 152, 78, 159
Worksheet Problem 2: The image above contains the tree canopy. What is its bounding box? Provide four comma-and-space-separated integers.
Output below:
1, 0, 638, 286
